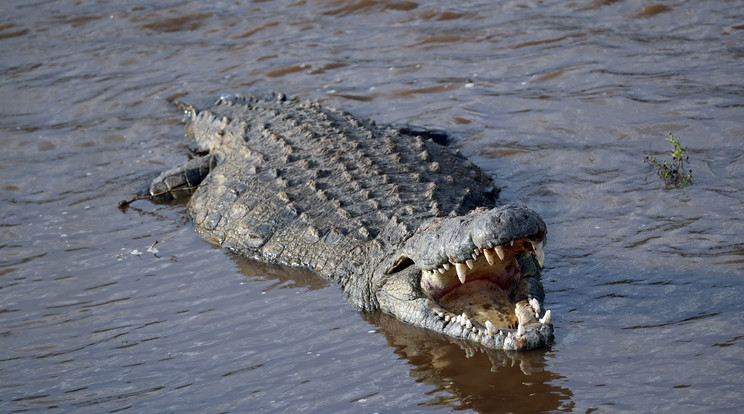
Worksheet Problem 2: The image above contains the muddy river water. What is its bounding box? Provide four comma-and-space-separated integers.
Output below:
2, 0, 743, 412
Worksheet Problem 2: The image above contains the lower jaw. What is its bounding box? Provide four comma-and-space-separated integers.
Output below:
425, 258, 524, 332
438, 279, 519, 330
432, 303, 553, 350
426, 276, 553, 350
418, 248, 552, 349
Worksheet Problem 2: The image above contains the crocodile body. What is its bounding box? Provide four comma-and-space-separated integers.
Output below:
137, 93, 553, 350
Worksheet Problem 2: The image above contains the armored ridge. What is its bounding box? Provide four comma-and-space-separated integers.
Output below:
129, 93, 553, 350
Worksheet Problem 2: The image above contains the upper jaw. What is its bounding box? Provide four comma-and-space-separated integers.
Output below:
400, 204, 546, 268
420, 237, 545, 297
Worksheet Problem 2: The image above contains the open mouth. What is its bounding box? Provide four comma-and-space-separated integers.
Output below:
381, 205, 552, 349
420, 237, 551, 346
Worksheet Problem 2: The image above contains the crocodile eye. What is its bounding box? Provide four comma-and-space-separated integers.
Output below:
384, 256, 414, 274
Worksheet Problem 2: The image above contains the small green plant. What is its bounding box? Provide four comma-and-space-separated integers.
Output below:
643, 133, 693, 187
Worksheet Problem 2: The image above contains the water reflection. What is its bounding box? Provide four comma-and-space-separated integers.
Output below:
364, 312, 572, 413
225, 252, 572, 412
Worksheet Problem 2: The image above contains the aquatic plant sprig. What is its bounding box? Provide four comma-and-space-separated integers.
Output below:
643, 133, 693, 187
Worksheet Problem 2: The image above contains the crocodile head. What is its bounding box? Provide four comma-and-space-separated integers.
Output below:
376, 204, 552, 350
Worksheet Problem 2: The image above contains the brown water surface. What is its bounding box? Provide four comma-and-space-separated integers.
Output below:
2, 0, 743, 412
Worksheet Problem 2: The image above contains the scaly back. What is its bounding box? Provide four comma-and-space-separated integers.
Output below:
184, 95, 498, 289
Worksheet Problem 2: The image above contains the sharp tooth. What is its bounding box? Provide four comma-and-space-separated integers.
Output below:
493, 245, 505, 261
532, 240, 545, 267
460, 312, 468, 326
465, 259, 474, 270
474, 248, 480, 257
485, 320, 496, 335
540, 310, 551, 325
517, 323, 525, 336
483, 249, 495, 265
455, 314, 461, 324
444, 314, 451, 322
510, 240, 514, 247
472, 252, 478, 261
465, 319, 473, 330
438, 267, 446, 274
455, 263, 467, 284
529, 298, 541, 314
442, 263, 450, 270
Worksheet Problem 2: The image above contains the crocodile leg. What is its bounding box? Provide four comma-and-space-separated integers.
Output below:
391, 124, 450, 145
120, 154, 217, 206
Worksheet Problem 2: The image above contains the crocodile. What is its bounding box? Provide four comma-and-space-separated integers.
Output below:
123, 93, 553, 350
